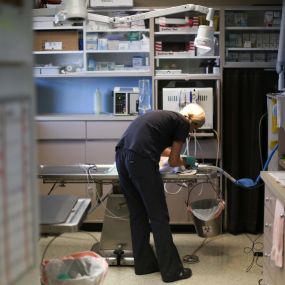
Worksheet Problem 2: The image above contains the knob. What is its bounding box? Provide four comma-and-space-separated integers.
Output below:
265, 196, 272, 202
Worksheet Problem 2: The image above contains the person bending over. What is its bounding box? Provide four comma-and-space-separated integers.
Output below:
115, 103, 205, 283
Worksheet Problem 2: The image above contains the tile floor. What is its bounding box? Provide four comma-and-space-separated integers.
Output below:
39, 232, 264, 285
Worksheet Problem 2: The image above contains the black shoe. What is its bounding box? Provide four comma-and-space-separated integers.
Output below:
163, 268, 192, 283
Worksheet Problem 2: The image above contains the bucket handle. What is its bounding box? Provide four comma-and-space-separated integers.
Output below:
185, 180, 221, 208
186, 199, 225, 218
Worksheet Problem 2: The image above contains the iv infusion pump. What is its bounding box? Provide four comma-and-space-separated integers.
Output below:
113, 87, 139, 115
162, 88, 214, 129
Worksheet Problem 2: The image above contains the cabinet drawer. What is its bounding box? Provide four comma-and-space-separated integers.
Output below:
86, 141, 117, 164
86, 121, 131, 139
37, 141, 86, 164
36, 121, 86, 139
265, 186, 276, 216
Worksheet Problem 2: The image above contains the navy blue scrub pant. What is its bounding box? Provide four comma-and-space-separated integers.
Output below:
115, 148, 183, 281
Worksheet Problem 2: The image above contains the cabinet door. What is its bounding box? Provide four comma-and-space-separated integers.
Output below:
86, 120, 131, 163
275, 216, 285, 285
37, 140, 87, 197
263, 205, 276, 284
36, 121, 87, 197
86, 140, 117, 164
37, 140, 86, 165
36, 121, 86, 140
86, 120, 131, 139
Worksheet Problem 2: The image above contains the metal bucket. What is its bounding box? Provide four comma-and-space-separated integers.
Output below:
189, 198, 223, 238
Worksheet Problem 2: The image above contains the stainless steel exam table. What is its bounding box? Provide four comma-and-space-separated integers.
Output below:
38, 164, 217, 265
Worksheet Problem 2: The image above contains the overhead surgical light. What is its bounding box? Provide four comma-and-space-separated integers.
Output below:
34, 1, 215, 50
194, 25, 214, 50
64, 0, 87, 21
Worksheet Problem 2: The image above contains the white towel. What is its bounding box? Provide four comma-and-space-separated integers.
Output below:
270, 198, 285, 268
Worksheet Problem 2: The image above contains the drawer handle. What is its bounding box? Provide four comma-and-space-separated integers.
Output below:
265, 223, 272, 228
265, 196, 272, 202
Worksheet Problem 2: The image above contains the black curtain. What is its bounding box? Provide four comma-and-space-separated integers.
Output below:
223, 68, 277, 234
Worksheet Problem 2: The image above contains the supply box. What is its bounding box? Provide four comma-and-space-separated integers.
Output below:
90, 0, 133, 7
34, 31, 79, 51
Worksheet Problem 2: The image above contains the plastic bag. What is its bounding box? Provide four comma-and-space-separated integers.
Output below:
187, 199, 225, 222
41, 251, 108, 285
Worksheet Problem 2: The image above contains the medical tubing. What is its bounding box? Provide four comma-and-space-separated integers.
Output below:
212, 129, 220, 167
255, 144, 279, 184
197, 164, 237, 183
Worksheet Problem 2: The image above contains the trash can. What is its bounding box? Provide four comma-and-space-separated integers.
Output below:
186, 181, 225, 238
41, 251, 108, 285
188, 198, 224, 238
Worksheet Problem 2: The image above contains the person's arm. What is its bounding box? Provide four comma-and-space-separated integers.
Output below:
168, 141, 185, 167
161, 147, 171, 157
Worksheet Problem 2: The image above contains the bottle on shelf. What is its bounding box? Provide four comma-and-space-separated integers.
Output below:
213, 59, 220, 74
93, 88, 102, 115
138, 79, 151, 115
205, 60, 214, 74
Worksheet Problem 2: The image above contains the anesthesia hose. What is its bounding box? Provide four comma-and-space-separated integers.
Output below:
197, 144, 279, 188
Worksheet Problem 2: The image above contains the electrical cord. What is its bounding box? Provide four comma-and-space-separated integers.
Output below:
243, 234, 263, 272
47, 182, 62, 195
85, 166, 130, 221
41, 235, 59, 264
258, 112, 267, 169
183, 238, 208, 264
183, 235, 222, 264
164, 182, 187, 195
212, 129, 220, 167
185, 180, 218, 208
40, 231, 101, 264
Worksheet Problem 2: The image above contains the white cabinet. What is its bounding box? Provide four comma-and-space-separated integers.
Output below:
223, 6, 282, 68
261, 172, 285, 285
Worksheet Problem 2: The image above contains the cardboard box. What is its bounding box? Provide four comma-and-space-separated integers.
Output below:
34, 31, 79, 51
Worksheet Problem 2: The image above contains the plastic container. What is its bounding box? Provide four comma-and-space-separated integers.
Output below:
93, 88, 102, 114
138, 79, 151, 115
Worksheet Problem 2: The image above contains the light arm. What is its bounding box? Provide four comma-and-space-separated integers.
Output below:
277, 0, 285, 91
108, 4, 215, 50
111, 4, 214, 26
34, 1, 215, 49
